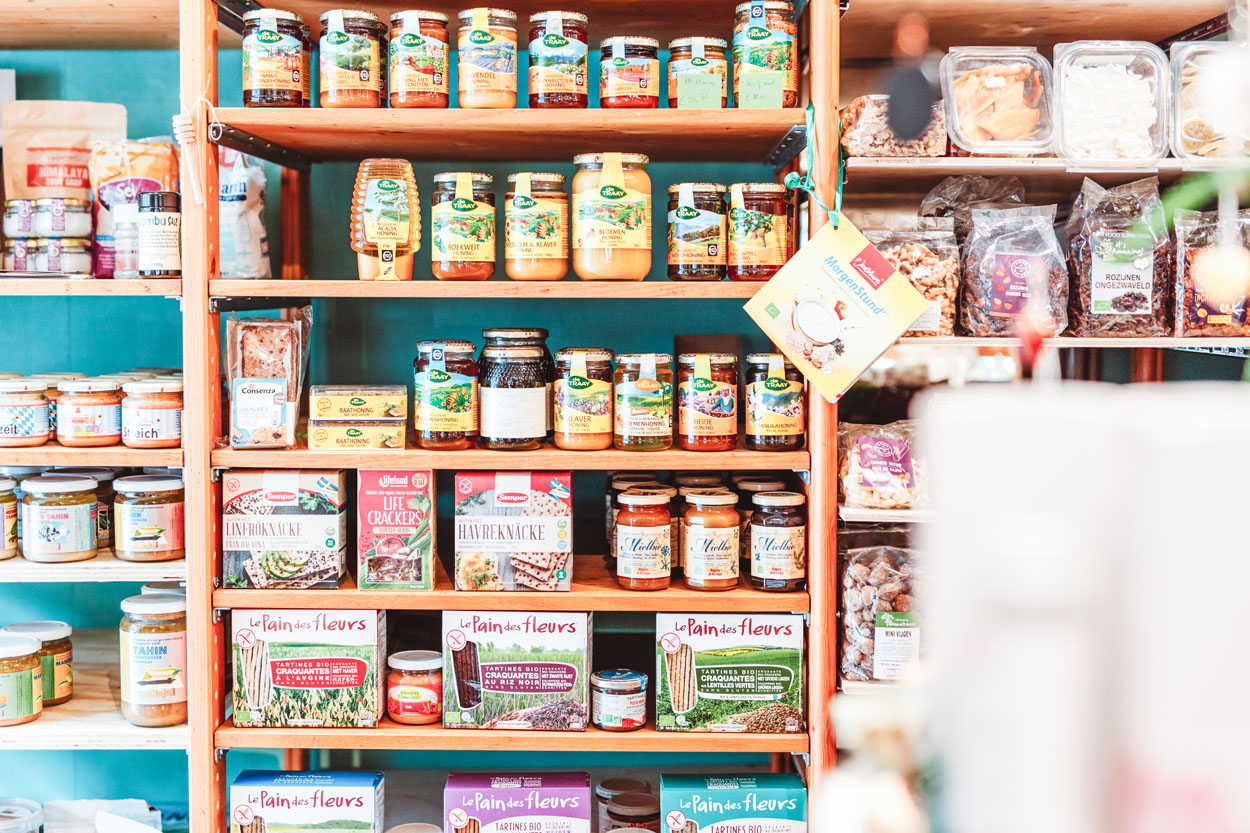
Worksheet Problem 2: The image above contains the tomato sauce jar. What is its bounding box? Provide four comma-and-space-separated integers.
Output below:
387, 649, 443, 725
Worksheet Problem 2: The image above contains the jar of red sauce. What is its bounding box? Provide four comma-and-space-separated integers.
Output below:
615, 489, 672, 591
599, 37, 660, 108
387, 650, 442, 725
677, 353, 738, 452
728, 182, 792, 280
528, 11, 588, 108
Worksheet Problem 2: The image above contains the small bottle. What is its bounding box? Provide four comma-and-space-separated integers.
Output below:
137, 192, 182, 278
112, 203, 140, 280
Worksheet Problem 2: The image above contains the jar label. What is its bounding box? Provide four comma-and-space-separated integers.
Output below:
22, 501, 96, 557
414, 352, 477, 434
573, 153, 651, 251
479, 386, 546, 440
0, 666, 40, 721
40, 648, 72, 702
122, 403, 183, 442
243, 29, 303, 94
529, 33, 587, 96
137, 212, 182, 273
0, 401, 49, 440
747, 357, 804, 436
615, 378, 673, 438
96, 499, 112, 549
458, 24, 517, 94
592, 688, 646, 729
873, 611, 920, 681
616, 524, 671, 579
684, 525, 740, 581
732, 26, 797, 93
433, 174, 496, 264
320, 24, 382, 94
390, 25, 449, 96
388, 680, 441, 720
679, 354, 737, 439
601, 56, 660, 100
668, 202, 727, 268
2, 499, 15, 556
506, 178, 568, 262
555, 355, 611, 436
120, 629, 186, 706
729, 186, 789, 267
117, 499, 185, 554
751, 524, 805, 580
669, 57, 729, 97
364, 177, 412, 279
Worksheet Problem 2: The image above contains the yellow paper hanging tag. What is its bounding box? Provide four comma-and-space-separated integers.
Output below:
402, 11, 421, 35
678, 182, 695, 210
731, 183, 745, 213
515, 172, 532, 207
327, 9, 345, 36
641, 353, 657, 380
546, 10, 562, 36
694, 354, 712, 382
693, 39, 705, 60
260, 9, 277, 29
572, 350, 588, 379
612, 37, 625, 61
602, 152, 625, 191
455, 172, 474, 205
767, 354, 785, 379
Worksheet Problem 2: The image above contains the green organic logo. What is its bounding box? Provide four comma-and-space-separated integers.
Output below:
346, 428, 363, 438
675, 205, 700, 221
469, 29, 494, 44
426, 369, 451, 383
376, 178, 401, 192
326, 31, 350, 46
257, 29, 282, 44
765, 302, 780, 319
513, 194, 537, 210
748, 25, 771, 40
567, 375, 593, 390
691, 56, 709, 67
451, 197, 477, 212
543, 33, 569, 48
599, 184, 627, 200
612, 56, 629, 67
400, 32, 425, 48
349, 397, 366, 406
763, 376, 791, 392
692, 377, 717, 393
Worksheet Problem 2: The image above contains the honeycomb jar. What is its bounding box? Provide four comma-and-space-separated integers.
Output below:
388, 11, 450, 108
599, 37, 660, 108
528, 11, 589, 108
677, 353, 739, 452
431, 172, 496, 280
242, 9, 307, 107
667, 183, 727, 281
319, 10, 388, 108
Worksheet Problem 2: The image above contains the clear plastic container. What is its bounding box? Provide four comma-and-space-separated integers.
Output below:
940, 46, 1055, 155
1053, 40, 1169, 164
1170, 40, 1250, 159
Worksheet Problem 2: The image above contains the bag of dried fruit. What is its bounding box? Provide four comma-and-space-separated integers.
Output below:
841, 544, 918, 683
865, 229, 959, 336
961, 204, 1069, 336
1173, 208, 1250, 337
839, 420, 923, 510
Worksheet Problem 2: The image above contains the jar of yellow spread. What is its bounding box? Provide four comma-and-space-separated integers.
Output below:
1, 621, 72, 706
0, 477, 15, 561
554, 347, 613, 450
119, 594, 187, 727
53, 467, 116, 552
0, 634, 42, 727
457, 7, 518, 109
0, 380, 49, 448
20, 475, 98, 563
572, 153, 651, 281
121, 380, 183, 449
113, 476, 185, 563
56, 380, 122, 447
505, 172, 568, 280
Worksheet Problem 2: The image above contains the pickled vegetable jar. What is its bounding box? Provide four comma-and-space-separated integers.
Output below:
572, 153, 651, 281
319, 10, 387, 108
432, 172, 496, 280
677, 353, 738, 452
479, 345, 547, 450
682, 489, 740, 590
615, 489, 672, 590
614, 353, 673, 451
744, 353, 804, 450
554, 347, 613, 450
242, 9, 307, 107
0, 635, 42, 726
457, 7, 518, 108
388, 11, 450, 108
528, 11, 589, 108
56, 380, 122, 447
119, 594, 187, 727
668, 37, 729, 107
728, 182, 791, 280
505, 172, 568, 280
749, 490, 805, 591
113, 475, 185, 563
0, 380, 50, 448
413, 340, 479, 449
599, 37, 660, 108
667, 183, 727, 281
1, 621, 72, 706
21, 475, 98, 563
732, 0, 799, 107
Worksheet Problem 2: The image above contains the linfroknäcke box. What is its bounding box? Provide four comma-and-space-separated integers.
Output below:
230, 770, 385, 833
660, 774, 806, 833
444, 772, 590, 833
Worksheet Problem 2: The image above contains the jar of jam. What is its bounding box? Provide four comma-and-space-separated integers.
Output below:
675, 484, 732, 580
388, 11, 450, 108
728, 183, 792, 280
572, 153, 652, 281
432, 172, 496, 280
319, 10, 387, 108
615, 489, 672, 590
113, 475, 185, 563
667, 183, 728, 281
242, 9, 307, 107
732, 0, 799, 107
481, 327, 554, 436
21, 475, 98, 563
682, 489, 740, 591
0, 635, 42, 726
605, 473, 660, 564
1, 621, 72, 706
505, 172, 569, 281
599, 37, 660, 108
53, 467, 116, 552
745, 353, 805, 451
554, 347, 613, 451
528, 11, 589, 108
457, 7, 518, 109
749, 490, 806, 591
56, 380, 122, 447
677, 353, 738, 452
413, 340, 479, 449
735, 476, 785, 571
614, 353, 673, 451
479, 345, 547, 450
590, 669, 647, 731
607, 792, 661, 833
387, 649, 443, 725
668, 37, 729, 107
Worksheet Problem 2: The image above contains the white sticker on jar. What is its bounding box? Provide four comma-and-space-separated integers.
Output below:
120, 629, 187, 706
683, 526, 739, 580
117, 500, 185, 554
122, 406, 183, 442
21, 501, 96, 556
57, 404, 121, 441
616, 524, 671, 579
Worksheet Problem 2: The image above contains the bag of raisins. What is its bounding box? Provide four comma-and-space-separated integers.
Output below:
961, 205, 1069, 336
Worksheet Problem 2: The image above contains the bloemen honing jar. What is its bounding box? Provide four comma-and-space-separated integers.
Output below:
572, 153, 651, 281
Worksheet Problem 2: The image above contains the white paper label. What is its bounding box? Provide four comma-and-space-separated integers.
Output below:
872, 611, 920, 680
750, 525, 806, 581
479, 387, 547, 439
683, 526, 739, 581
909, 299, 943, 333
616, 524, 670, 579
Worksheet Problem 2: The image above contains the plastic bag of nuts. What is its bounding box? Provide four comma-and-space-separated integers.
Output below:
838, 420, 924, 509
1174, 208, 1250, 337
865, 230, 959, 335
919, 175, 1027, 250
841, 544, 918, 683
840, 95, 947, 157
1065, 177, 1171, 336
961, 204, 1069, 336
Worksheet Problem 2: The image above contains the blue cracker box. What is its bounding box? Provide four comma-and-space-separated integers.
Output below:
660, 774, 806, 833
230, 770, 384, 833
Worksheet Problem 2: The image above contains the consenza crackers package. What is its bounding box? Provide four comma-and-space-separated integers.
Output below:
454, 471, 573, 591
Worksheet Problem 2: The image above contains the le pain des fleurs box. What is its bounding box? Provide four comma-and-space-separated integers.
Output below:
231, 609, 386, 729
357, 469, 435, 591
444, 773, 591, 833
660, 774, 807, 833
442, 610, 591, 731
230, 770, 385, 833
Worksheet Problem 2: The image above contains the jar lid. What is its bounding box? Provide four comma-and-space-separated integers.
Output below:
529, 9, 589, 24
114, 475, 184, 493
611, 476, 659, 490
139, 191, 180, 211
51, 467, 117, 483
753, 490, 806, 507
595, 777, 652, 800
615, 352, 672, 364
57, 379, 120, 393
0, 634, 40, 660
34, 372, 85, 380
0, 379, 49, 393
123, 380, 184, 394
734, 0, 794, 13
0, 477, 15, 491
746, 352, 797, 366
730, 181, 788, 194
388, 649, 443, 671
45, 238, 92, 249
4, 199, 31, 208
674, 474, 723, 487
482, 345, 543, 359
433, 171, 494, 184
243, 8, 304, 23
556, 347, 613, 363
24, 474, 97, 494
591, 668, 648, 691
482, 327, 549, 340
607, 792, 661, 816
737, 477, 786, 492
599, 36, 661, 49
678, 352, 738, 365
0, 466, 44, 476
142, 580, 187, 595
457, 7, 518, 23
2, 620, 72, 642
417, 339, 477, 354
2, 240, 26, 250
320, 8, 383, 24
685, 488, 737, 505
667, 182, 727, 194
618, 489, 671, 506
23, 238, 48, 248
678, 485, 730, 497
573, 152, 650, 166
0, 799, 42, 832
33, 197, 89, 208
506, 172, 566, 186
390, 10, 451, 24
120, 593, 187, 615
668, 36, 729, 50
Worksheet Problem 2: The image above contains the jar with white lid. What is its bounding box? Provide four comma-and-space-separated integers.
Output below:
142, 579, 187, 595
122, 380, 182, 448
119, 593, 187, 727
2, 238, 32, 271
56, 379, 122, 447
3, 199, 34, 239
33, 198, 92, 238
0, 798, 42, 833
113, 475, 185, 562
0, 380, 50, 448
52, 467, 116, 551
2, 620, 73, 706
20, 474, 98, 563
0, 635, 43, 727
38, 238, 92, 275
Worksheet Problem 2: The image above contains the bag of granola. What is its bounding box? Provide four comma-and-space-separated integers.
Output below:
1065, 177, 1170, 337
919, 174, 1027, 248
961, 204, 1069, 336
865, 229, 959, 336
1174, 208, 1250, 337
841, 544, 919, 683
839, 420, 923, 510
2, 100, 126, 200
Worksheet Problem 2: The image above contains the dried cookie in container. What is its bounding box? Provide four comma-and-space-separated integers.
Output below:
839, 420, 923, 510
841, 544, 919, 683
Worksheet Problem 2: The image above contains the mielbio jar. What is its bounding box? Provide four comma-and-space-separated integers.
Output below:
734, 475, 784, 570
572, 153, 651, 281
1, 621, 72, 706
682, 488, 740, 591
615, 489, 672, 590
668, 37, 729, 107
122, 380, 182, 449
599, 37, 660, 108
554, 347, 613, 450
457, 7, 518, 109
56, 380, 121, 447
413, 340, 479, 450
614, 353, 673, 451
528, 11, 589, 108
119, 594, 187, 728
20, 475, 98, 563
605, 473, 660, 565
319, 9, 388, 108
113, 476, 185, 563
728, 182, 791, 280
53, 467, 116, 552
732, 0, 799, 107
32, 198, 91, 238
667, 183, 727, 281
242, 9, 307, 107
677, 353, 739, 452
505, 172, 568, 281
387, 649, 443, 725
0, 478, 16, 561
0, 380, 50, 448
388, 11, 450, 108
590, 669, 647, 731
0, 634, 42, 727
745, 353, 804, 451
674, 483, 731, 578
432, 172, 496, 280
749, 490, 806, 591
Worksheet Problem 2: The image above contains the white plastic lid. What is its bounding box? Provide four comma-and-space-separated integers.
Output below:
23, 474, 97, 494
753, 490, 806, 507
1053, 40, 1169, 164
0, 634, 41, 659
619, 489, 671, 506
123, 380, 184, 394
121, 593, 186, 614
0, 799, 42, 833
52, 467, 117, 483
0, 380, 49, 393
388, 650, 443, 671
142, 580, 187, 595
114, 475, 184, 493
940, 46, 1055, 155
0, 478, 16, 491
2, 620, 72, 642
0, 466, 44, 477
36, 372, 84, 380
57, 379, 120, 393
685, 489, 737, 506
607, 792, 661, 816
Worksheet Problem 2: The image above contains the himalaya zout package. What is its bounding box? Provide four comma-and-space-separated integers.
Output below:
444, 772, 591, 833
230, 770, 384, 833
660, 774, 806, 833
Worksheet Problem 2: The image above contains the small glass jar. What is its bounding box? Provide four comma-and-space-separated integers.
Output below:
3, 466, 46, 550
667, 183, 728, 281
749, 490, 806, 591
21, 475, 98, 563
607, 792, 661, 833
571, 153, 652, 281
596, 778, 652, 833
32, 198, 91, 238
682, 489, 740, 591
387, 649, 443, 725
605, 473, 660, 565
142, 580, 187, 595
528, 11, 589, 108
735, 476, 785, 572
432, 172, 496, 280
479, 345, 547, 450
3, 238, 32, 271
300, 22, 314, 106
591, 669, 647, 731
615, 489, 672, 590
122, 380, 183, 449
113, 202, 141, 279
0, 477, 15, 561
745, 353, 805, 451
457, 7, 518, 109
40, 238, 92, 275
668, 37, 729, 107
728, 183, 792, 280
319, 10, 388, 108
389, 11, 451, 108
505, 172, 569, 281
0, 380, 50, 448
3, 199, 33, 239
554, 347, 613, 450
599, 37, 660, 108
614, 353, 673, 451
242, 9, 307, 107
1, 621, 72, 706
119, 594, 187, 727
677, 353, 739, 452
53, 467, 116, 552
56, 380, 122, 447
113, 475, 185, 563
0, 635, 42, 727
732, 0, 799, 107
414, 340, 479, 449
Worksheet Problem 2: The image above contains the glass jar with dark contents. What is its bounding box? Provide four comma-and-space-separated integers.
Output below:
413, 340, 479, 450
667, 183, 728, 281
482, 328, 555, 437
734, 476, 785, 573
745, 352, 805, 451
242, 9, 307, 107
599, 37, 661, 108
668, 37, 729, 108
431, 172, 496, 281
479, 345, 548, 450
728, 182, 792, 280
749, 490, 805, 591
528, 11, 589, 109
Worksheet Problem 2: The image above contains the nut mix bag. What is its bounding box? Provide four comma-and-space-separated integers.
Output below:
841, 544, 919, 683
838, 420, 924, 510
865, 230, 959, 336
919, 174, 1027, 249
961, 204, 1069, 336
1173, 208, 1250, 337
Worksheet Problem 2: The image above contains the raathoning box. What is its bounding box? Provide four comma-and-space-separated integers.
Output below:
444, 772, 591, 833
230, 770, 385, 833
660, 774, 806, 833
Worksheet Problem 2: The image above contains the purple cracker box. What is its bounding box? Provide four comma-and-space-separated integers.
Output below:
445, 772, 591, 833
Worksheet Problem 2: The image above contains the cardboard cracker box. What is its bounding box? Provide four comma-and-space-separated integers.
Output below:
230, 770, 385, 833
357, 469, 435, 590
444, 772, 591, 833
660, 774, 806, 833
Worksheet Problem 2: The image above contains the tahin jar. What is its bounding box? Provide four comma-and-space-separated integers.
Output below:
728, 182, 791, 280
615, 489, 672, 590
432, 172, 496, 280
319, 10, 388, 108
614, 353, 673, 451
745, 353, 804, 450
572, 153, 651, 281
667, 183, 727, 281
599, 37, 660, 108
113, 475, 185, 563
413, 340, 479, 450
54, 467, 115, 552
21, 475, 98, 563
733, 0, 799, 107
457, 7, 518, 109
479, 345, 547, 450
682, 489, 740, 590
749, 490, 806, 591
528, 11, 589, 108
677, 353, 739, 452
554, 347, 613, 450
387, 650, 443, 725
1, 621, 72, 706
388, 11, 450, 108
591, 669, 647, 731
119, 594, 187, 728
242, 9, 306, 107
0, 635, 42, 726
668, 37, 729, 107
505, 172, 569, 281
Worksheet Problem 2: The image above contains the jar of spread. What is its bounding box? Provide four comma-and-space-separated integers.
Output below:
614, 353, 673, 451
414, 340, 479, 449
605, 474, 660, 566
620, 482, 677, 572
21, 475, 98, 563
572, 153, 651, 281
674, 484, 731, 578
608, 792, 661, 833
668, 37, 729, 107
387, 649, 443, 725
122, 380, 183, 449
0, 635, 42, 726
735, 476, 786, 571
319, 10, 387, 108
732, 0, 799, 107
481, 327, 554, 436
590, 669, 647, 731
389, 11, 450, 108
479, 345, 547, 450
33, 198, 92, 238
457, 7, 518, 109
3, 199, 33, 239
528, 11, 589, 108
3, 466, 46, 550
3, 238, 31, 271
682, 489, 740, 590
595, 778, 652, 833
432, 172, 496, 280
599, 37, 660, 108
113, 476, 185, 563
1, 621, 72, 706
0, 477, 15, 561
749, 490, 805, 591
242, 9, 307, 107
745, 353, 804, 451
554, 347, 613, 450
505, 172, 569, 280
677, 353, 739, 452
0, 380, 50, 448
615, 489, 672, 590
56, 380, 122, 447
728, 183, 792, 280
40, 238, 93, 275
53, 467, 116, 552
119, 594, 187, 727
667, 183, 727, 281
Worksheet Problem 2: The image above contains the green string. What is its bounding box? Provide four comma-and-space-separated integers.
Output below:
784, 102, 844, 229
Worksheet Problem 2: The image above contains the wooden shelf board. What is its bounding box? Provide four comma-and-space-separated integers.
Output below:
898, 336, 1250, 349
839, 506, 935, 524
0, 442, 183, 466
214, 555, 810, 612
0, 0, 180, 49
214, 108, 804, 164
210, 280, 763, 300
0, 630, 189, 750
0, 278, 182, 297
0, 551, 187, 583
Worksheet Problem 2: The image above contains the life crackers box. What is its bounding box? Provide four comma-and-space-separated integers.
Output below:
660, 774, 806, 833
655, 613, 805, 733
230, 770, 385, 833
442, 610, 591, 731
445, 772, 591, 833
357, 470, 435, 591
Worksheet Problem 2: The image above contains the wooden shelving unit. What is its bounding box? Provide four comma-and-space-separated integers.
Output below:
0, 278, 182, 297
0, 552, 187, 583
210, 279, 763, 300
0, 443, 182, 466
